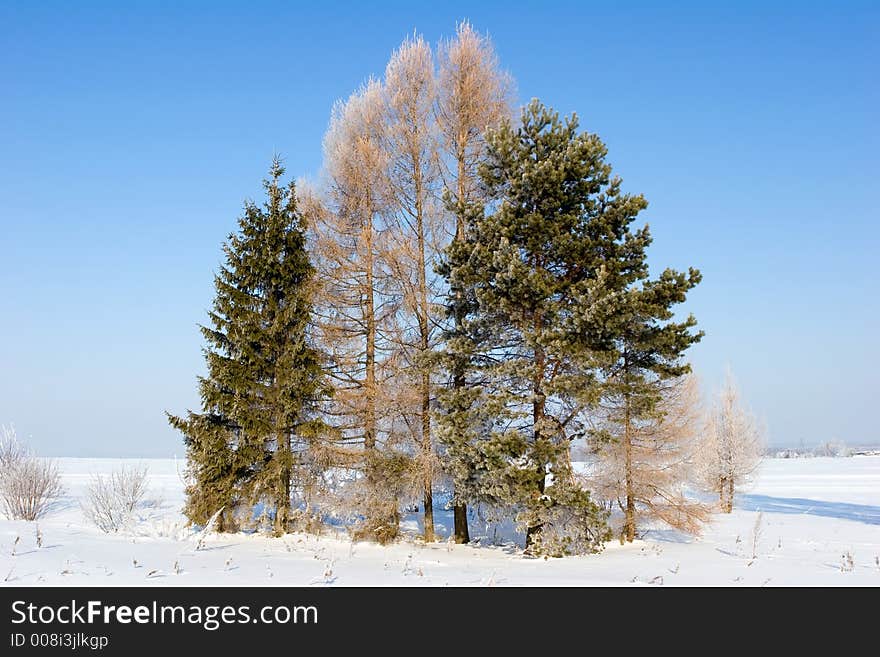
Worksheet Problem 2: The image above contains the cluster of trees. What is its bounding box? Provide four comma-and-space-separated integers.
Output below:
169, 23, 763, 554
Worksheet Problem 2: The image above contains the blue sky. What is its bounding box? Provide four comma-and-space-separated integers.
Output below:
1, 1, 877, 456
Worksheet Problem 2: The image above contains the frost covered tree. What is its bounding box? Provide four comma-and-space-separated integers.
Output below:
381, 34, 442, 541
590, 264, 703, 542
168, 159, 328, 534
435, 21, 511, 217
697, 371, 764, 512
444, 100, 656, 551
591, 374, 709, 540
308, 24, 517, 545
314, 80, 389, 466
312, 27, 512, 543
310, 81, 411, 541
434, 21, 512, 544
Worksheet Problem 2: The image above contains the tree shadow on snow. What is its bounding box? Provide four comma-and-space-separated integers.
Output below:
45, 498, 79, 514
640, 528, 695, 544
739, 494, 880, 526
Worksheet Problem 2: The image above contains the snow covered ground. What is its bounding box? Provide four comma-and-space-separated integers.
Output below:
1, 456, 878, 586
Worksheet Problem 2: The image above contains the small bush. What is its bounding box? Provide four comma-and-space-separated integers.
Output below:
0, 425, 63, 521
82, 465, 149, 533
350, 510, 400, 545
345, 452, 416, 544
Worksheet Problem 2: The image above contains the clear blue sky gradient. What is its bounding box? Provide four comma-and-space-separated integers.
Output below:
1, 2, 877, 456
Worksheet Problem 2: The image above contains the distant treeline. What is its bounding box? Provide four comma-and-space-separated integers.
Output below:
770, 443, 879, 458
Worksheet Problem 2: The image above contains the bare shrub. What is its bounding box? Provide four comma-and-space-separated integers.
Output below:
0, 458, 63, 521
82, 465, 149, 533
344, 453, 420, 545
0, 425, 63, 521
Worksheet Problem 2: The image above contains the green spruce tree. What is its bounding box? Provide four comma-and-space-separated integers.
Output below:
168, 157, 327, 535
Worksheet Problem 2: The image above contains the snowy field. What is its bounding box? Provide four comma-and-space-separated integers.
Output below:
1, 456, 878, 586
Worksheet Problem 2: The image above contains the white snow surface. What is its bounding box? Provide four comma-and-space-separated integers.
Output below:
1, 456, 878, 586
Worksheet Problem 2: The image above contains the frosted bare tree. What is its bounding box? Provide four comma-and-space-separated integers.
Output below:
434, 21, 512, 543
436, 21, 512, 214
310, 80, 412, 538
381, 34, 442, 541
590, 374, 709, 539
312, 25, 513, 543
314, 78, 388, 458
696, 370, 764, 512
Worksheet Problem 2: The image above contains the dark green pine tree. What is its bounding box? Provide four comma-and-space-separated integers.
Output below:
595, 267, 703, 542
168, 157, 327, 535
439, 99, 659, 553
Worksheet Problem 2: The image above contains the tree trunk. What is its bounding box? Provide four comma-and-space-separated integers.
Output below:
451, 363, 470, 544
364, 219, 377, 457
524, 470, 547, 550
363, 211, 395, 533
274, 432, 291, 536
421, 369, 434, 542
453, 503, 470, 544
719, 477, 727, 513
415, 167, 435, 543
525, 337, 547, 551
451, 161, 470, 545
726, 478, 734, 513
623, 390, 636, 542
